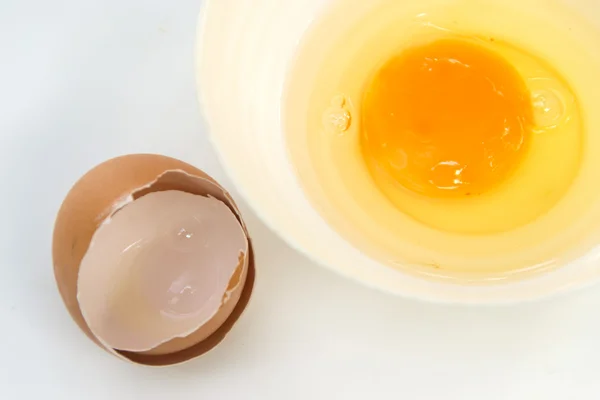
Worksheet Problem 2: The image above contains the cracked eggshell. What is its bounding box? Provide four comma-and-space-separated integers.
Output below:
78, 190, 248, 355
52, 154, 255, 366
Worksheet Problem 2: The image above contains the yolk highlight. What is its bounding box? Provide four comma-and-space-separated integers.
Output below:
361, 38, 534, 197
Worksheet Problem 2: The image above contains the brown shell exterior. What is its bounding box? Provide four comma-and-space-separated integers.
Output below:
52, 154, 254, 366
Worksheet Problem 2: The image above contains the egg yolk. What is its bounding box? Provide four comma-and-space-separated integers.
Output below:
361, 38, 534, 197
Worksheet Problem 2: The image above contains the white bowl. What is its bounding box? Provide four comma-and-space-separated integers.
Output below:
196, 0, 600, 304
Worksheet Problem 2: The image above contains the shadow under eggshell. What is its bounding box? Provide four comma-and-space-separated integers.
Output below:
52, 153, 255, 366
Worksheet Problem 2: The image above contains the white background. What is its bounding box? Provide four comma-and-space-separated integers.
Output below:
2, 0, 600, 398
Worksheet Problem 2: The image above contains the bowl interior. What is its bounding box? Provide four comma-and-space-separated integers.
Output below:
196, 0, 600, 303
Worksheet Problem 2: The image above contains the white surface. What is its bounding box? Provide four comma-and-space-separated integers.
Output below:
197, 0, 600, 303
2, 0, 600, 399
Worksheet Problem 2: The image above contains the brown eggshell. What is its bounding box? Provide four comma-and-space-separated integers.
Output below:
52, 154, 255, 366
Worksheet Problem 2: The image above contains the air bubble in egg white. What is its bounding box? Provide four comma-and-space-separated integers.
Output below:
528, 77, 568, 130
322, 95, 352, 134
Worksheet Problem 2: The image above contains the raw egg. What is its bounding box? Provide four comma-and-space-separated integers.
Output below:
52, 154, 255, 366
284, 0, 598, 279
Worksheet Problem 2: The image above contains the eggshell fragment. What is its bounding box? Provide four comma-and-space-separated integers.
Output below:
77, 190, 248, 353
52, 154, 255, 366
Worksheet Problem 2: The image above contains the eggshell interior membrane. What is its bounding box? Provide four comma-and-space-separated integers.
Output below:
77, 190, 248, 353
